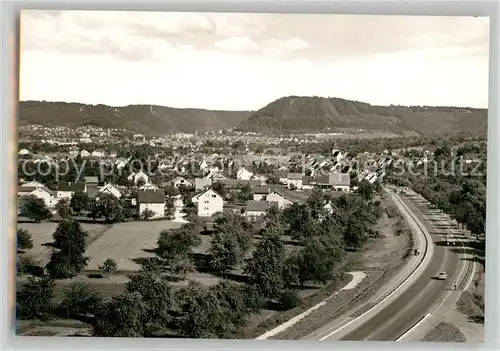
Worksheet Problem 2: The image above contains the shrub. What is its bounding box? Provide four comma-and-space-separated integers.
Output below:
278, 290, 301, 310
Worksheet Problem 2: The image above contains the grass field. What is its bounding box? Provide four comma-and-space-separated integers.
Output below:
17, 222, 111, 265
84, 220, 183, 271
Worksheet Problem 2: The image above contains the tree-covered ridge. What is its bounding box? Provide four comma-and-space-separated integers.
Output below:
240, 96, 487, 135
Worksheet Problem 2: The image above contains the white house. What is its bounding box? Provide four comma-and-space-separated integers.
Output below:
332, 150, 345, 163
56, 182, 86, 201
80, 149, 91, 158
195, 189, 223, 217
18, 185, 57, 208
139, 182, 159, 191
252, 186, 271, 201
287, 173, 304, 189
329, 172, 351, 192
172, 177, 193, 189
137, 189, 166, 219
199, 160, 208, 170
302, 176, 314, 190
128, 171, 149, 185
265, 191, 292, 210
99, 183, 122, 199
84, 176, 99, 185
116, 158, 129, 170
237, 167, 254, 180
245, 200, 277, 218
276, 171, 289, 185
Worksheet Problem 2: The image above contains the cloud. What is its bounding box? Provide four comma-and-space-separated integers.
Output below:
214, 36, 260, 52
213, 36, 310, 56
20, 10, 179, 61
19, 11, 489, 109
263, 37, 310, 51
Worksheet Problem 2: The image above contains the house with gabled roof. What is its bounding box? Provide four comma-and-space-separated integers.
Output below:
56, 182, 86, 201
194, 189, 223, 217
18, 185, 57, 208
128, 171, 149, 185
329, 172, 351, 192
137, 189, 165, 219
172, 176, 193, 189
237, 167, 254, 180
287, 173, 304, 189
252, 186, 271, 201
99, 183, 122, 199
80, 149, 91, 158
244, 200, 278, 218
265, 190, 292, 209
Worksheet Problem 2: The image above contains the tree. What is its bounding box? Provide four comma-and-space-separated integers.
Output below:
46, 220, 89, 279
87, 193, 123, 223
164, 185, 180, 198
17, 228, 33, 251
264, 205, 281, 223
244, 224, 286, 298
278, 290, 301, 310
236, 183, 253, 203
212, 182, 228, 199
21, 195, 52, 222
16, 254, 37, 276
357, 180, 374, 201
210, 280, 252, 330
70, 192, 90, 214
125, 270, 176, 333
136, 178, 146, 188
176, 280, 250, 338
141, 208, 155, 221
57, 282, 103, 319
209, 213, 254, 272
343, 215, 369, 250
93, 292, 147, 337
168, 253, 195, 279
294, 235, 346, 285
266, 174, 280, 185
306, 187, 326, 220
98, 258, 118, 277
209, 230, 242, 272
16, 276, 55, 321
156, 224, 201, 259
55, 198, 71, 219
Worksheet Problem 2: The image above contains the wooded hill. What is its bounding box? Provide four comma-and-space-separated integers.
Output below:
239, 96, 487, 135
19, 96, 487, 136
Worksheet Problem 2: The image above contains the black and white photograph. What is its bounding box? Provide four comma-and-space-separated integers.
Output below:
15, 10, 488, 342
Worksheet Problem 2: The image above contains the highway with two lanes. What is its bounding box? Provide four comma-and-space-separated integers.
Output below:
311, 191, 473, 341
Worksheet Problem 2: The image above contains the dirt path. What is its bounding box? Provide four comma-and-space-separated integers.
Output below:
257, 272, 366, 339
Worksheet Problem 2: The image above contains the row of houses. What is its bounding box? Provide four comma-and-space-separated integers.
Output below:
18, 172, 343, 221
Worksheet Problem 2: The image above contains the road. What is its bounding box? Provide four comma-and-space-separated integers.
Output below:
326, 192, 467, 341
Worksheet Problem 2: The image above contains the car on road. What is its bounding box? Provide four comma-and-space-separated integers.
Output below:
435, 271, 448, 280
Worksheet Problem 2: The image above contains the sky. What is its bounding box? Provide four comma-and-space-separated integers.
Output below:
19, 10, 490, 110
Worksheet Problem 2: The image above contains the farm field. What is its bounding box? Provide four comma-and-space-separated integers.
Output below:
84, 220, 184, 271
